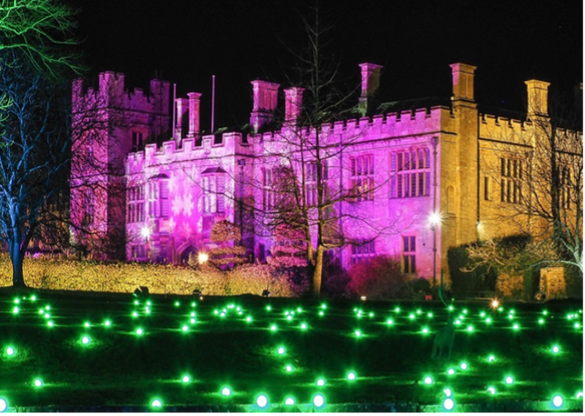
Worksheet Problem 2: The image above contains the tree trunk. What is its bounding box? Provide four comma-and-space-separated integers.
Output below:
312, 245, 324, 296
11, 250, 26, 288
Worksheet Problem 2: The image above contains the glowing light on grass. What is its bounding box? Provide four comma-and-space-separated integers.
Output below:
443, 398, 455, 411
394, 306, 400, 313
146, 301, 151, 306
422, 327, 429, 334
512, 323, 520, 330
285, 365, 293, 372
485, 317, 492, 324
286, 315, 293, 321
181, 325, 189, 332
44, 313, 50, 319
408, 314, 415, 320
354, 330, 362, 338
132, 312, 138, 318
47, 321, 54, 327
285, 397, 295, 405
448, 305, 454, 311
300, 323, 307, 330
6, 347, 15, 356
34, 379, 43, 387
498, 306, 504, 312
538, 318, 545, 324
347, 372, 356, 381
491, 299, 499, 308
369, 312, 375, 318
313, 394, 325, 408
45, 306, 51, 311
487, 386, 496, 395
386, 319, 394, 326
221, 387, 231, 396
480, 311, 486, 317
136, 328, 144, 336
190, 319, 196, 324
505, 376, 514, 385
266, 306, 272, 312
38, 309, 44, 315
30, 295, 37, 301
467, 325, 474, 332
460, 362, 468, 370
552, 345, 560, 354
488, 355, 495, 362
14, 298, 20, 304
12, 307, 18, 314
318, 311, 325, 317
574, 322, 581, 329
134, 300, 139, 306
270, 324, 278, 332
443, 388, 452, 397
0, 397, 7, 412
576, 392, 583, 399
256, 394, 268, 408
551, 394, 563, 408
423, 376, 433, 385
317, 378, 325, 386
246, 316, 253, 323
427, 312, 433, 318
81, 336, 90, 345
84, 322, 90, 328
454, 319, 462, 326
447, 368, 455, 375
182, 375, 190, 383
174, 301, 180, 307
104, 320, 111, 327
151, 399, 162, 408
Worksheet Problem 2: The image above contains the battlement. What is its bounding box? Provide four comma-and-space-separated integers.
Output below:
479, 112, 530, 144
126, 131, 252, 173
254, 105, 451, 145
72, 71, 170, 115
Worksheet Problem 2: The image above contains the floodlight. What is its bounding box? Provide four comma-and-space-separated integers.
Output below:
491, 299, 499, 308
246, 316, 253, 322
256, 394, 268, 408
538, 318, 545, 324
190, 319, 196, 324
429, 212, 442, 226
318, 311, 325, 316
285, 397, 295, 405
512, 323, 519, 330
552, 394, 563, 408
84, 322, 90, 328
422, 327, 429, 334
387, 318, 394, 325
221, 387, 231, 396
313, 394, 325, 408
197, 252, 209, 264
0, 398, 6, 412
140, 226, 151, 239
174, 301, 180, 307
467, 325, 474, 332
13, 298, 19, 304
360, 296, 367, 301
31, 295, 37, 301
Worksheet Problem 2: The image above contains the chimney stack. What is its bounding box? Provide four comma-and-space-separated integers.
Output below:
525, 80, 550, 117
284, 87, 304, 124
450, 63, 477, 102
187, 92, 201, 137
175, 98, 189, 140
250, 80, 280, 132
358, 63, 383, 114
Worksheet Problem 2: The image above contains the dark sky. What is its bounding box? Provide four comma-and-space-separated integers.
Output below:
68, 0, 583, 131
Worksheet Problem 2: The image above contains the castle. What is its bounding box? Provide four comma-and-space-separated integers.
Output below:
70, 62, 582, 284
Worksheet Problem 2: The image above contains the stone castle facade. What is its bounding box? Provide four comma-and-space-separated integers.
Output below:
70, 62, 581, 283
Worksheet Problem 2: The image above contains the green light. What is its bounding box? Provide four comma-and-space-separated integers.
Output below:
12, 307, 18, 314
151, 399, 162, 408
47, 321, 54, 327
576, 392, 583, 399
182, 325, 189, 332
552, 394, 563, 408
285, 397, 295, 405
369, 312, 374, 318
552, 345, 560, 353
190, 319, 196, 324
132, 312, 138, 318
266, 306, 272, 311
38, 309, 44, 315
44, 313, 50, 319
270, 324, 278, 332
443, 398, 455, 411
422, 327, 429, 334
505, 376, 514, 384
355, 330, 362, 337
480, 311, 486, 317
487, 386, 496, 395
246, 316, 252, 322
134, 300, 139, 305
394, 306, 401, 313
84, 322, 90, 328
408, 314, 415, 320
6, 347, 15, 356
443, 388, 452, 397
190, 312, 196, 317
538, 318, 545, 324
317, 378, 325, 386
320, 304, 327, 310
256, 394, 268, 408
104, 320, 111, 327
313, 394, 325, 408
297, 307, 302, 313
542, 310, 548, 315
460, 362, 468, 370
427, 312, 433, 318
221, 387, 231, 396
447, 368, 455, 375
318, 311, 324, 316
182, 375, 190, 383
347, 372, 356, 381
45, 305, 50, 311
146, 301, 151, 306
512, 323, 520, 330
488, 355, 495, 362
300, 323, 308, 330
0, 397, 7, 412
34, 379, 43, 387
386, 319, 394, 325
277, 347, 285, 355
424, 376, 433, 385
13, 298, 19, 304
174, 301, 180, 307
574, 322, 581, 329
462, 309, 468, 314
191, 302, 196, 307
498, 306, 503, 312
31, 295, 37, 301
285, 364, 293, 372
448, 305, 454, 311
286, 315, 293, 321
485, 317, 492, 324
467, 325, 474, 332
136, 328, 144, 336
416, 309, 422, 314
81, 336, 90, 345
455, 319, 462, 325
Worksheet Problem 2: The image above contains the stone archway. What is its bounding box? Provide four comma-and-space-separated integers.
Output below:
177, 244, 197, 265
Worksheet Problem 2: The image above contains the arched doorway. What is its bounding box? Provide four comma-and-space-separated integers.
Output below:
179, 245, 197, 265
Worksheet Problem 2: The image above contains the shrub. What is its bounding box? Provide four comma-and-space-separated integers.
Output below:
322, 254, 350, 297
447, 244, 497, 298
345, 255, 408, 300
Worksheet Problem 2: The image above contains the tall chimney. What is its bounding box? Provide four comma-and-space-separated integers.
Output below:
250, 80, 279, 133
525, 80, 550, 117
187, 92, 201, 137
358, 63, 383, 114
175, 98, 188, 140
284, 86, 304, 124
450, 63, 477, 102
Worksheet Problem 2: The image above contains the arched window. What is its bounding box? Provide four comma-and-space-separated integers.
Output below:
148, 174, 169, 218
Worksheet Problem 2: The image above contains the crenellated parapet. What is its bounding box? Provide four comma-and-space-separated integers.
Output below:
479, 112, 531, 145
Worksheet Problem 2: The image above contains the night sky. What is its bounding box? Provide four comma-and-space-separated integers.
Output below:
67, 0, 582, 131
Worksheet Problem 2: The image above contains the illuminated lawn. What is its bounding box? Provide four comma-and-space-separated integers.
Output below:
0, 289, 583, 411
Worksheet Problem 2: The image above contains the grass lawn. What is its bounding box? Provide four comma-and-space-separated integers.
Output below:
0, 288, 582, 412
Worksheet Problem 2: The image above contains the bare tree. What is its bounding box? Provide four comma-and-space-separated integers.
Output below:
480, 86, 582, 273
